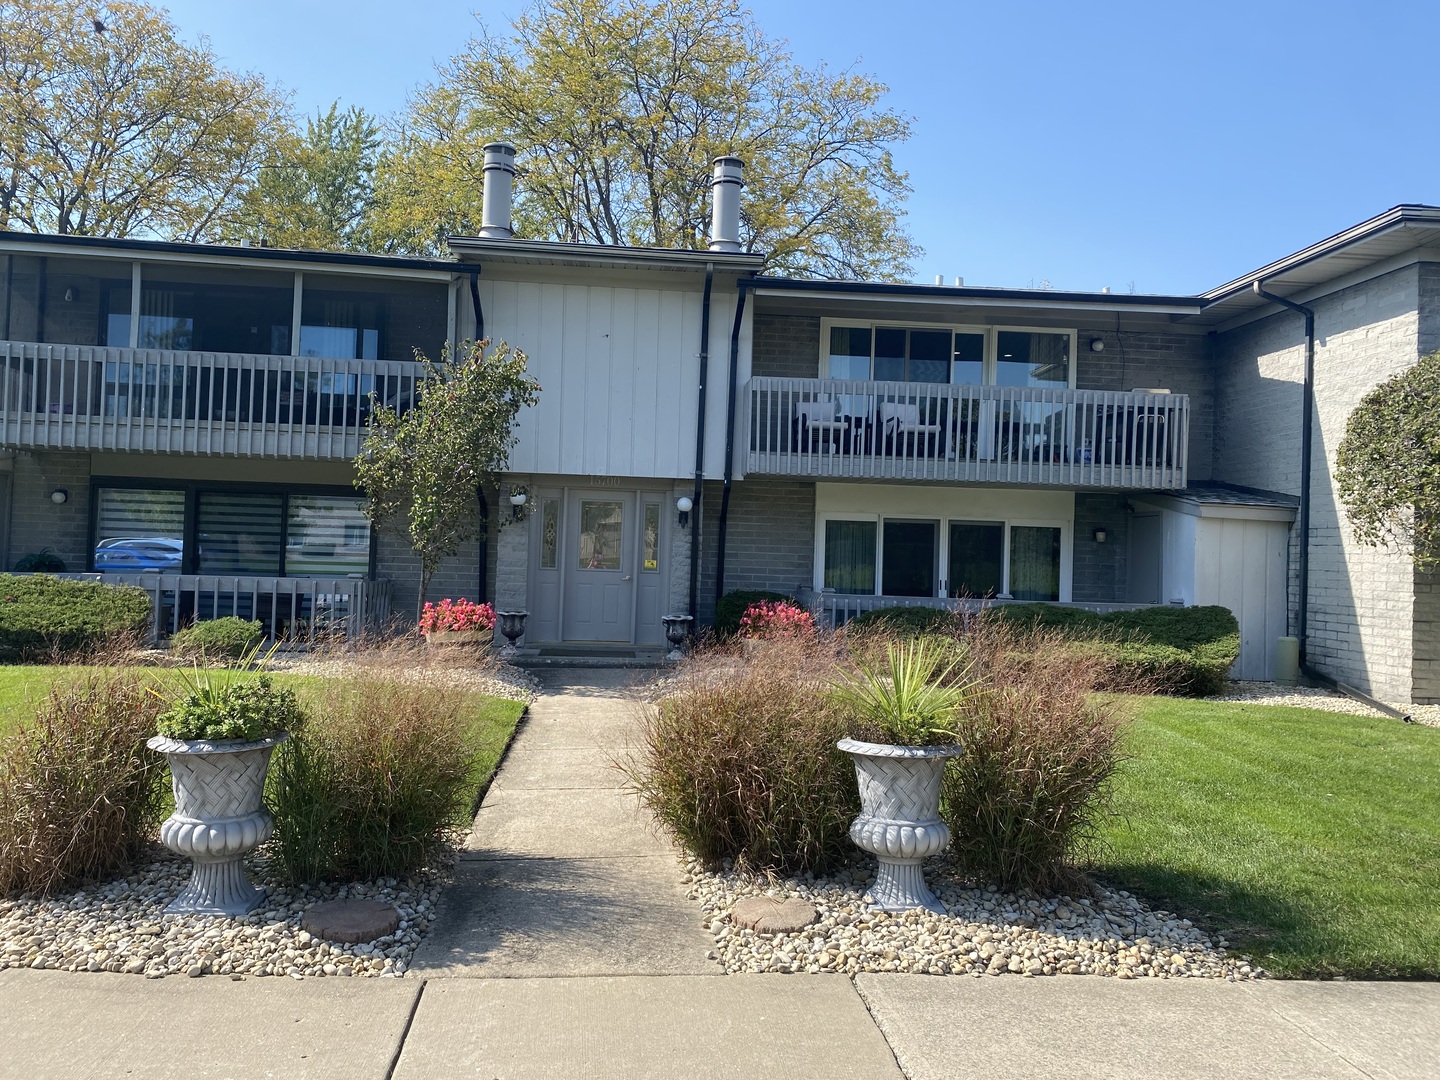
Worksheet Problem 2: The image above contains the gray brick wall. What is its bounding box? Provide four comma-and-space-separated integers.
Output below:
1072, 493, 1129, 603
697, 478, 815, 625
1075, 329, 1213, 482
4, 451, 92, 571
1213, 264, 1422, 699
752, 314, 821, 378
375, 484, 498, 625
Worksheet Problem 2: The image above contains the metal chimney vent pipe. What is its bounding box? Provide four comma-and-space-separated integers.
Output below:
479, 142, 517, 239
708, 156, 744, 253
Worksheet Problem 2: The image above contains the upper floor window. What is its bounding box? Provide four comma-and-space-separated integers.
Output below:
823, 321, 1074, 388
300, 273, 448, 363
140, 263, 293, 355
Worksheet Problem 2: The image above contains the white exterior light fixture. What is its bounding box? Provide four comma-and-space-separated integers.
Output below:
509, 490, 528, 522
676, 496, 694, 527
50, 489, 68, 504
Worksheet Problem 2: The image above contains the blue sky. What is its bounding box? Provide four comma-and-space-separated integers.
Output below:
161, 0, 1436, 294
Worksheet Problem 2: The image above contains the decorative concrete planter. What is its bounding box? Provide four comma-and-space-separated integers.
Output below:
661, 614, 693, 661
495, 611, 528, 656
837, 738, 963, 914
148, 733, 288, 916
424, 629, 491, 647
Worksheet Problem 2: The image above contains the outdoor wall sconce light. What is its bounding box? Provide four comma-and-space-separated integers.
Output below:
676, 496, 693, 527
49, 489, 68, 505
508, 489, 528, 522
1089, 338, 1105, 352
1093, 526, 1107, 543
63, 288, 76, 303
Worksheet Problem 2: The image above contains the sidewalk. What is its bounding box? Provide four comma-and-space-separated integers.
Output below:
2, 668, 1438, 1080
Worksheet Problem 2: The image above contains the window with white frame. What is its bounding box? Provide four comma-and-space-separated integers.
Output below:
819, 514, 1063, 602
822, 321, 1075, 388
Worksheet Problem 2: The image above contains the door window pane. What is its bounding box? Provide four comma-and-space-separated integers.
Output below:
995, 331, 1071, 387
642, 502, 660, 571
827, 326, 872, 380
1009, 525, 1061, 601
908, 330, 951, 384
578, 500, 623, 571
873, 327, 906, 382
824, 520, 876, 594
540, 498, 559, 569
285, 495, 369, 576
94, 488, 185, 573
948, 521, 1004, 598
952, 332, 984, 385
881, 520, 937, 597
197, 492, 283, 575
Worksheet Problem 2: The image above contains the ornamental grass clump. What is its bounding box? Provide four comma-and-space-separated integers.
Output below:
941, 616, 1128, 892
267, 676, 481, 884
0, 672, 165, 896
627, 634, 865, 873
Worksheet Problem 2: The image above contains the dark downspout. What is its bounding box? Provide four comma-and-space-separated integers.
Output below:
1253, 281, 1315, 666
687, 266, 715, 620
468, 270, 487, 600
468, 270, 484, 344
714, 280, 751, 604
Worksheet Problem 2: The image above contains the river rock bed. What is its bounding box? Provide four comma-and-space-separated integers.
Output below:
0, 848, 440, 979
685, 857, 1262, 981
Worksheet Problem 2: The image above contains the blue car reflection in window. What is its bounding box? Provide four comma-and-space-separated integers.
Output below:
93, 537, 184, 573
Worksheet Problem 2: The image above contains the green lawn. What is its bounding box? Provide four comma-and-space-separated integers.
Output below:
1099, 696, 1440, 978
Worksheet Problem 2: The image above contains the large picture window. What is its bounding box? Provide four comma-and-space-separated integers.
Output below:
92, 484, 371, 578
822, 322, 1075, 389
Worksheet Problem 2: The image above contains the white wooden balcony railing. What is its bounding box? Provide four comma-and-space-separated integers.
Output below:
0, 341, 420, 458
746, 378, 1189, 489
807, 591, 1157, 628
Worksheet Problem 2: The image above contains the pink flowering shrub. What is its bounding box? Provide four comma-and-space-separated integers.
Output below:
738, 600, 815, 640
419, 599, 495, 635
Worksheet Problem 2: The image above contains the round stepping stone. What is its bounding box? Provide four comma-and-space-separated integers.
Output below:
730, 896, 818, 933
300, 899, 400, 944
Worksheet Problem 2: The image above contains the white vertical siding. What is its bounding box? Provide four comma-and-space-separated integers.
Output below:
473, 276, 734, 480
1194, 516, 1292, 681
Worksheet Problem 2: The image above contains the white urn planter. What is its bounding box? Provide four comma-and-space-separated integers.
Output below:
837, 738, 962, 914
148, 733, 288, 916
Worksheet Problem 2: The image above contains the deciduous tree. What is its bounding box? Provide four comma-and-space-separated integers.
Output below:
354, 340, 541, 611
369, 0, 918, 279
0, 0, 288, 240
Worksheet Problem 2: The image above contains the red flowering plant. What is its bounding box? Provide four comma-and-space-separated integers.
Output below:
738, 600, 815, 640
419, 599, 496, 635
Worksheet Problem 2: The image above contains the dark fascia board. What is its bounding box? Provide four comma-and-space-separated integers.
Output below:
749, 275, 1207, 311
0, 230, 479, 275
447, 234, 766, 270
1202, 204, 1440, 301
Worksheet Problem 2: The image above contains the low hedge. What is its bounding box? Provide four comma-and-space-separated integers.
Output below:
170, 617, 263, 661
993, 604, 1240, 697
0, 575, 151, 661
847, 606, 962, 636
714, 590, 795, 637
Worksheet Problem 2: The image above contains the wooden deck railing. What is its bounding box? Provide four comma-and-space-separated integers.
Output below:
0, 341, 421, 458
745, 378, 1189, 489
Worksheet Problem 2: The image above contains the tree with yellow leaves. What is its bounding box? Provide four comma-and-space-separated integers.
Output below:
0, 0, 289, 240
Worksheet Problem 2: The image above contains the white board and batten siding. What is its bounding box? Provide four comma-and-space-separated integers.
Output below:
464, 277, 745, 481
1141, 496, 1296, 681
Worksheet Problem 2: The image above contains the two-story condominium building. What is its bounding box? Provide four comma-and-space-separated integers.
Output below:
2, 149, 1437, 702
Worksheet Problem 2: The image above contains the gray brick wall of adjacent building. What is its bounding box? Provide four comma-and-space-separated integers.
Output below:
752, 314, 821, 378
3, 451, 93, 571
1213, 264, 1422, 699
1075, 328, 1214, 482
697, 478, 815, 626
1072, 492, 1129, 603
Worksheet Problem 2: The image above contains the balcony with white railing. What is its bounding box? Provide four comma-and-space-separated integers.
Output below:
745, 378, 1189, 489
0, 341, 420, 459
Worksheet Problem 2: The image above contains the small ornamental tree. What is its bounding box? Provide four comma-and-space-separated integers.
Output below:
1335, 350, 1440, 569
354, 339, 540, 613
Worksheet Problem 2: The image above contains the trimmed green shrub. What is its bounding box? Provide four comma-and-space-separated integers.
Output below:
170, 617, 263, 661
942, 619, 1127, 891
0, 672, 166, 896
157, 674, 306, 742
267, 676, 482, 883
0, 575, 151, 661
993, 603, 1240, 696
848, 606, 962, 636
628, 635, 867, 872
713, 590, 794, 637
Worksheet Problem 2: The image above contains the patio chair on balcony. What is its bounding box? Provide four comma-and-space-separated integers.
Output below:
794, 399, 848, 454
880, 401, 943, 457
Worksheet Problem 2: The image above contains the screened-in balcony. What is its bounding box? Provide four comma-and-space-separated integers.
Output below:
745, 378, 1189, 489
0, 341, 418, 458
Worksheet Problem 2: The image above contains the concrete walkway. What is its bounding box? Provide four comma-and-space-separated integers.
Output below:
2, 667, 1439, 1079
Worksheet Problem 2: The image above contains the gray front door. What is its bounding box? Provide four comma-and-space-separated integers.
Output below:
562, 493, 635, 641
